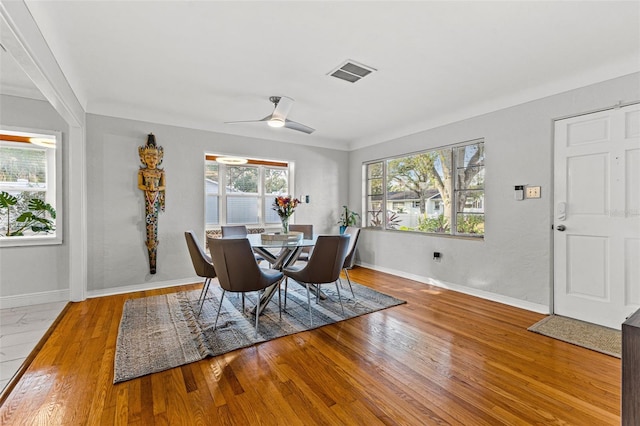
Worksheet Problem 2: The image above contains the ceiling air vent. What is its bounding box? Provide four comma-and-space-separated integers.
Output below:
328, 60, 376, 83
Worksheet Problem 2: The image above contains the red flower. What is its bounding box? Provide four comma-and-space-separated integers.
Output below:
273, 196, 300, 218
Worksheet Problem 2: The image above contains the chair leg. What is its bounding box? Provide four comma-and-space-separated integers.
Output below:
305, 283, 313, 326
198, 278, 212, 315
344, 268, 355, 298
198, 277, 210, 302
213, 289, 226, 330
254, 291, 260, 338
334, 280, 345, 315
284, 277, 289, 310
278, 279, 282, 319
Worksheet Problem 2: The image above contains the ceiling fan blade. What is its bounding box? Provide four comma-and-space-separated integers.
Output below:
225, 96, 313, 134
224, 115, 271, 125
284, 119, 315, 134
272, 96, 294, 121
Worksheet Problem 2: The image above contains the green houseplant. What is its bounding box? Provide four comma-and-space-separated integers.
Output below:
337, 205, 359, 234
0, 191, 56, 237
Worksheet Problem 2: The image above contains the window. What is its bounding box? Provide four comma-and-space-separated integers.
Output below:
205, 155, 293, 229
0, 129, 61, 245
365, 139, 484, 237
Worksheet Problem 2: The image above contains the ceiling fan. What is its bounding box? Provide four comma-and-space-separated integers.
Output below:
225, 96, 315, 134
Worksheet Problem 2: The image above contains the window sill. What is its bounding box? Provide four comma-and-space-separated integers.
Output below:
0, 234, 62, 248
363, 227, 484, 241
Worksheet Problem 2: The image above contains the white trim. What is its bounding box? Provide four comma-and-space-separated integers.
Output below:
553, 99, 640, 123
1, 0, 88, 302
0, 1, 85, 127
357, 261, 550, 314
0, 289, 69, 309
86, 276, 204, 299
67, 126, 86, 302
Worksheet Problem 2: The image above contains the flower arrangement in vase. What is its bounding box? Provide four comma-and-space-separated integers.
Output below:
272, 195, 301, 234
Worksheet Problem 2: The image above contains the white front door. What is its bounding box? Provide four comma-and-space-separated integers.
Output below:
554, 104, 640, 330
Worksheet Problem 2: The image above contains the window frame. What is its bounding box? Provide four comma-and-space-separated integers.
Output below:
204, 154, 295, 230
363, 138, 484, 238
0, 127, 63, 247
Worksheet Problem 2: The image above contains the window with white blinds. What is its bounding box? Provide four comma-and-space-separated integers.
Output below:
204, 155, 292, 229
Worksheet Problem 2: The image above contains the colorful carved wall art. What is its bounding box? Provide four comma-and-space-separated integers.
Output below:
138, 133, 165, 274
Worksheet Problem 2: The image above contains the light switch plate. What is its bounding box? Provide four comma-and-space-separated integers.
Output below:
526, 186, 541, 198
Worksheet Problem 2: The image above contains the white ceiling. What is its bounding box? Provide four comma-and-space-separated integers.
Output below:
4, 1, 640, 151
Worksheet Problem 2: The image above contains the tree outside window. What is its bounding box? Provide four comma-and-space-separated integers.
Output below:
365, 139, 484, 237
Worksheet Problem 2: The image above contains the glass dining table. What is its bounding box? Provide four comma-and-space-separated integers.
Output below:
244, 233, 316, 271
225, 233, 317, 315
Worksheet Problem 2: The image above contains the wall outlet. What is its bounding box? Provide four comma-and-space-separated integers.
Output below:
526, 186, 541, 198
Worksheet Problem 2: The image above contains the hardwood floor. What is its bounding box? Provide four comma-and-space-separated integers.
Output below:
0, 267, 621, 425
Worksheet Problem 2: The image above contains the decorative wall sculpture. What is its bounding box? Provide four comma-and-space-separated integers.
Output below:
138, 133, 165, 274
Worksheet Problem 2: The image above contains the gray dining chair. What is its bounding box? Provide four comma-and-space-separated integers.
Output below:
340, 226, 361, 298
282, 234, 350, 326
221, 225, 265, 263
184, 230, 217, 315
289, 224, 313, 261
207, 236, 284, 337
221, 225, 248, 237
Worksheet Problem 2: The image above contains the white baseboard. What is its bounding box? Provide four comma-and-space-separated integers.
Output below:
86, 276, 203, 299
0, 289, 70, 309
357, 262, 550, 314
9, 267, 549, 316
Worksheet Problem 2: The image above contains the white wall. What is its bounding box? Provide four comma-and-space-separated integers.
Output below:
0, 95, 71, 304
349, 72, 640, 312
85, 114, 348, 295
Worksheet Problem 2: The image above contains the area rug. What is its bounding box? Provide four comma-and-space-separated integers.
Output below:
528, 315, 621, 358
114, 281, 405, 383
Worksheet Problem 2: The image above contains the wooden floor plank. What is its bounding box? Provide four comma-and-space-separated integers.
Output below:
0, 267, 621, 425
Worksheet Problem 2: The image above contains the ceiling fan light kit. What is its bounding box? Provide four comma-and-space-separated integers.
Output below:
267, 118, 285, 128
226, 95, 315, 134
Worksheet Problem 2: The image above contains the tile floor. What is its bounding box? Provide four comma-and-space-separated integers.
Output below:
0, 301, 67, 392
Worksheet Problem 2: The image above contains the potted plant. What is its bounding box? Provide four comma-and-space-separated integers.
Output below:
0, 191, 56, 237
337, 205, 359, 234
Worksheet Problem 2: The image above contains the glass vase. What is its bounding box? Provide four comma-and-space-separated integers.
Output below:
281, 217, 290, 234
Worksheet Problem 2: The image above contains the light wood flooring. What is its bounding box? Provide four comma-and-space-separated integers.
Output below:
0, 267, 621, 425
0, 301, 67, 392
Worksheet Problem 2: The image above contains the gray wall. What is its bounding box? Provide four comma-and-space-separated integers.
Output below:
0, 95, 71, 302
85, 114, 348, 295
2, 73, 638, 311
349, 72, 640, 311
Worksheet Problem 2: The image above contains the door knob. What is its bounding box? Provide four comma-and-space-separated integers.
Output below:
556, 225, 566, 232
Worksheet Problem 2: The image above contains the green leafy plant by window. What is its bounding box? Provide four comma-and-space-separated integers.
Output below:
417, 214, 450, 233
338, 205, 360, 227
456, 214, 484, 235
0, 191, 56, 236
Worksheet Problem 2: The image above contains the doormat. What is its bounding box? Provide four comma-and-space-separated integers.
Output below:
528, 315, 621, 358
